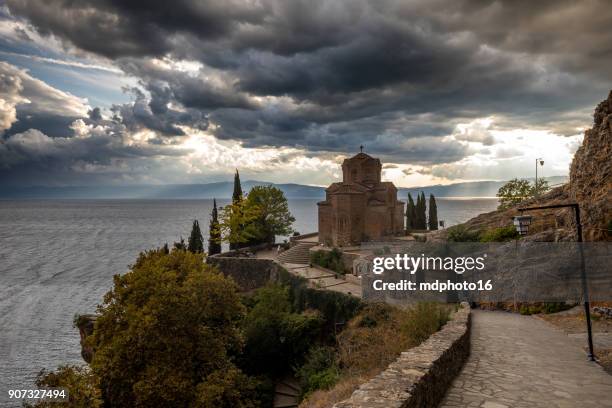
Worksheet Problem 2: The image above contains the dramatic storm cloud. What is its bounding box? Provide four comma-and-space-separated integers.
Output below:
1, 0, 610, 186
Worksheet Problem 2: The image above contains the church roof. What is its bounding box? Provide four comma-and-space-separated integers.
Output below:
349, 152, 375, 160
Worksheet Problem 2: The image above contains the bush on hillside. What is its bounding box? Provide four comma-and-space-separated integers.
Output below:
519, 302, 575, 315
479, 225, 520, 242
241, 284, 324, 378
310, 248, 346, 274
446, 225, 481, 242
295, 346, 340, 398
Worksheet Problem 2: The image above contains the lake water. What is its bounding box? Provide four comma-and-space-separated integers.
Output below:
0, 198, 497, 399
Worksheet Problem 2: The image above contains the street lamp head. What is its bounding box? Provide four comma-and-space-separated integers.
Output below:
513, 215, 533, 236
539, 160, 544, 166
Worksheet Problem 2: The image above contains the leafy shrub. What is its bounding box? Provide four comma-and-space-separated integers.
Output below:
446, 225, 481, 242
25, 365, 102, 408
401, 302, 451, 343
356, 302, 391, 328
310, 248, 346, 274
295, 346, 339, 398
480, 225, 520, 242
519, 302, 575, 315
241, 284, 324, 377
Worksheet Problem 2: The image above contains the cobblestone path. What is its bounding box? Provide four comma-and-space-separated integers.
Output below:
440, 310, 612, 408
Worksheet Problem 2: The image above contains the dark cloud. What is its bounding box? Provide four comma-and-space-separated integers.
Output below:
88, 107, 102, 122
3, 0, 612, 183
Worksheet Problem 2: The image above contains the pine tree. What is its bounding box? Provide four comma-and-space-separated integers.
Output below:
416, 192, 427, 229
421, 192, 427, 229
188, 220, 204, 253
232, 169, 243, 204
406, 193, 416, 231
208, 199, 222, 255
428, 194, 438, 230
230, 170, 244, 250
415, 193, 422, 229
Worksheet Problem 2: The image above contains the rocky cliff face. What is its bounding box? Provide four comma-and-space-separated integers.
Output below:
75, 314, 97, 363
568, 90, 612, 241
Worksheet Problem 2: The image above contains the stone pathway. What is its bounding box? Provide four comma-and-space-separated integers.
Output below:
440, 310, 612, 408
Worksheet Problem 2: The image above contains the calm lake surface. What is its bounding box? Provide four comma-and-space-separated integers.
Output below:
0, 198, 497, 397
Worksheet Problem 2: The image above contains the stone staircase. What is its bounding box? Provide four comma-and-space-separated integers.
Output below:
273, 377, 301, 408
277, 242, 316, 265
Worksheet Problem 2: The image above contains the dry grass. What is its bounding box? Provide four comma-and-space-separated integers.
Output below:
298, 371, 376, 408
596, 348, 612, 375
539, 308, 612, 334
299, 302, 452, 408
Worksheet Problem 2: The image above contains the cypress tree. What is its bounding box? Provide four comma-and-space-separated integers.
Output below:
415, 193, 421, 229
187, 220, 204, 253
208, 199, 222, 255
421, 192, 427, 229
232, 169, 243, 204
230, 170, 243, 250
417, 192, 427, 229
406, 193, 416, 231
428, 194, 438, 230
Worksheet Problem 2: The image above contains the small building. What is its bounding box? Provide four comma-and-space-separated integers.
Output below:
318, 150, 405, 246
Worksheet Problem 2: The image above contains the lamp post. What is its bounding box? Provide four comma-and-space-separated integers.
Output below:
513, 203, 595, 361
535, 158, 544, 197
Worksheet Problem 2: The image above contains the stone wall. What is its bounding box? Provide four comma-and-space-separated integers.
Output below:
206, 250, 283, 292
333, 304, 471, 408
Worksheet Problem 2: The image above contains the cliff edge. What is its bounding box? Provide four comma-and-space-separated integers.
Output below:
568, 90, 612, 241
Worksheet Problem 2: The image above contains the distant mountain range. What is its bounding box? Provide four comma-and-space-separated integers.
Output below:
0, 176, 567, 199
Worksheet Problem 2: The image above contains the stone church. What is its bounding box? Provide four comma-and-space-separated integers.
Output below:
318, 150, 405, 246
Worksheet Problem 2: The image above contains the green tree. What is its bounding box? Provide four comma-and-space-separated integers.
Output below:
208, 199, 222, 255
233, 169, 243, 204
406, 193, 416, 231
88, 249, 258, 407
241, 284, 323, 378
428, 194, 438, 230
216, 200, 260, 247
415, 192, 427, 229
25, 365, 102, 408
496, 178, 540, 210
414, 193, 421, 229
532, 178, 550, 197
231, 170, 244, 250
188, 219, 204, 253
420, 192, 426, 229
244, 186, 295, 245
